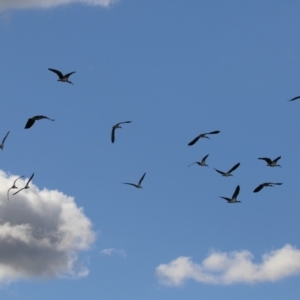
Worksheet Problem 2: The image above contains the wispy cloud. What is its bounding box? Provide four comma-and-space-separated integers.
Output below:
0, 0, 118, 11
156, 245, 300, 286
100, 248, 126, 257
0, 171, 95, 283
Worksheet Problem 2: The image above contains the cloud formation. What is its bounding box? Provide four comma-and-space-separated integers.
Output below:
156, 245, 300, 286
100, 248, 126, 257
0, 171, 95, 283
0, 0, 118, 11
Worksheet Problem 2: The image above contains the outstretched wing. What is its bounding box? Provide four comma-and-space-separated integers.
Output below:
232, 185, 240, 198
48, 68, 63, 79
1, 131, 10, 145
64, 71, 76, 78
12, 187, 25, 196
214, 168, 225, 175
111, 127, 116, 143
188, 134, 201, 146
273, 156, 281, 163
123, 183, 138, 188
228, 162, 240, 173
201, 154, 209, 162
258, 157, 272, 164
288, 96, 300, 101
138, 172, 146, 185
25, 173, 34, 187
24, 118, 35, 129
207, 130, 220, 135
253, 184, 264, 193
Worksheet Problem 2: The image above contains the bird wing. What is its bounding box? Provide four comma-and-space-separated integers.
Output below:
273, 156, 281, 163
253, 184, 264, 193
24, 118, 35, 129
188, 162, 198, 167
7, 187, 12, 200
48, 68, 63, 79
232, 185, 240, 198
138, 172, 146, 185
25, 173, 34, 187
118, 121, 132, 125
202, 154, 209, 162
214, 168, 225, 175
228, 162, 240, 173
64, 71, 76, 78
34, 115, 54, 121
272, 182, 283, 186
1, 131, 10, 145
207, 130, 220, 135
220, 197, 231, 202
258, 157, 272, 164
188, 134, 201, 146
14, 175, 24, 185
111, 127, 116, 143
289, 96, 300, 101
12, 187, 25, 195
123, 183, 138, 188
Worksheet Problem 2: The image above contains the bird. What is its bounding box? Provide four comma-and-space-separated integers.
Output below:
12, 173, 34, 196
220, 185, 241, 203
7, 175, 24, 200
253, 182, 283, 193
24, 115, 54, 129
258, 156, 282, 167
111, 121, 132, 143
288, 96, 300, 101
0, 131, 10, 150
214, 162, 240, 177
188, 154, 209, 167
188, 130, 220, 146
123, 172, 146, 188
48, 68, 76, 84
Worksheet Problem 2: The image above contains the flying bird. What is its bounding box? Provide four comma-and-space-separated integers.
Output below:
12, 173, 34, 196
0, 131, 10, 150
258, 156, 282, 167
253, 182, 283, 193
214, 162, 240, 177
48, 68, 76, 84
288, 96, 300, 101
188, 131, 220, 146
188, 154, 209, 167
24, 115, 54, 129
7, 175, 24, 200
220, 185, 241, 203
123, 172, 146, 189
111, 121, 132, 143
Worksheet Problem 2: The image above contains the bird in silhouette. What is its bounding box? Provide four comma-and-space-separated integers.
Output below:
253, 182, 282, 193
123, 172, 146, 188
111, 121, 132, 143
214, 162, 240, 177
24, 116, 54, 129
188, 131, 220, 146
188, 154, 210, 167
220, 185, 241, 203
7, 175, 24, 200
288, 96, 300, 101
0, 131, 10, 150
13, 173, 34, 195
258, 156, 282, 167
48, 68, 76, 84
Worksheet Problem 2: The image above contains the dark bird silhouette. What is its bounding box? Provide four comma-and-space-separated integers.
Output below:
123, 172, 146, 189
48, 68, 76, 84
258, 156, 282, 167
188, 131, 220, 146
220, 185, 241, 203
0, 131, 10, 150
7, 175, 24, 200
188, 154, 209, 167
214, 162, 240, 177
111, 121, 132, 143
253, 182, 282, 193
13, 173, 34, 196
24, 116, 54, 129
288, 96, 300, 101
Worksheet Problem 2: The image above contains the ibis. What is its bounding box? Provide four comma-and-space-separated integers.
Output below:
258, 156, 282, 167
253, 182, 282, 193
13, 173, 34, 196
48, 68, 75, 84
111, 121, 132, 143
24, 115, 54, 129
220, 185, 241, 203
214, 162, 240, 177
188, 130, 220, 146
123, 172, 146, 189
7, 175, 24, 200
188, 154, 209, 167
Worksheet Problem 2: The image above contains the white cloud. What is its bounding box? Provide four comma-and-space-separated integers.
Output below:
100, 248, 126, 257
156, 245, 300, 286
0, 0, 118, 11
0, 170, 95, 283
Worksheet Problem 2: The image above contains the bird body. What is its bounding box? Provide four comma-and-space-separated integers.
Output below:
188, 130, 220, 146
123, 172, 146, 188
48, 68, 75, 84
253, 182, 282, 193
111, 121, 132, 143
0, 131, 10, 150
258, 156, 281, 167
24, 115, 54, 129
220, 185, 241, 203
214, 162, 240, 177
13, 173, 34, 196
188, 154, 209, 167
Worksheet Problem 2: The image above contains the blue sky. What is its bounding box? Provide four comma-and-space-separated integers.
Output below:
0, 0, 300, 299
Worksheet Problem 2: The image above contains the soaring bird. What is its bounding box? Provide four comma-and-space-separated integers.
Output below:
111, 121, 132, 143
288, 96, 300, 101
48, 68, 76, 84
214, 162, 240, 177
13, 173, 34, 196
188, 154, 209, 167
258, 156, 282, 167
7, 175, 24, 200
220, 185, 241, 203
253, 182, 282, 193
188, 131, 220, 146
24, 115, 54, 129
0, 131, 10, 150
123, 172, 146, 189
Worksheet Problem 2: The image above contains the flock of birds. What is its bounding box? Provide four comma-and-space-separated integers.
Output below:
3, 67, 299, 202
